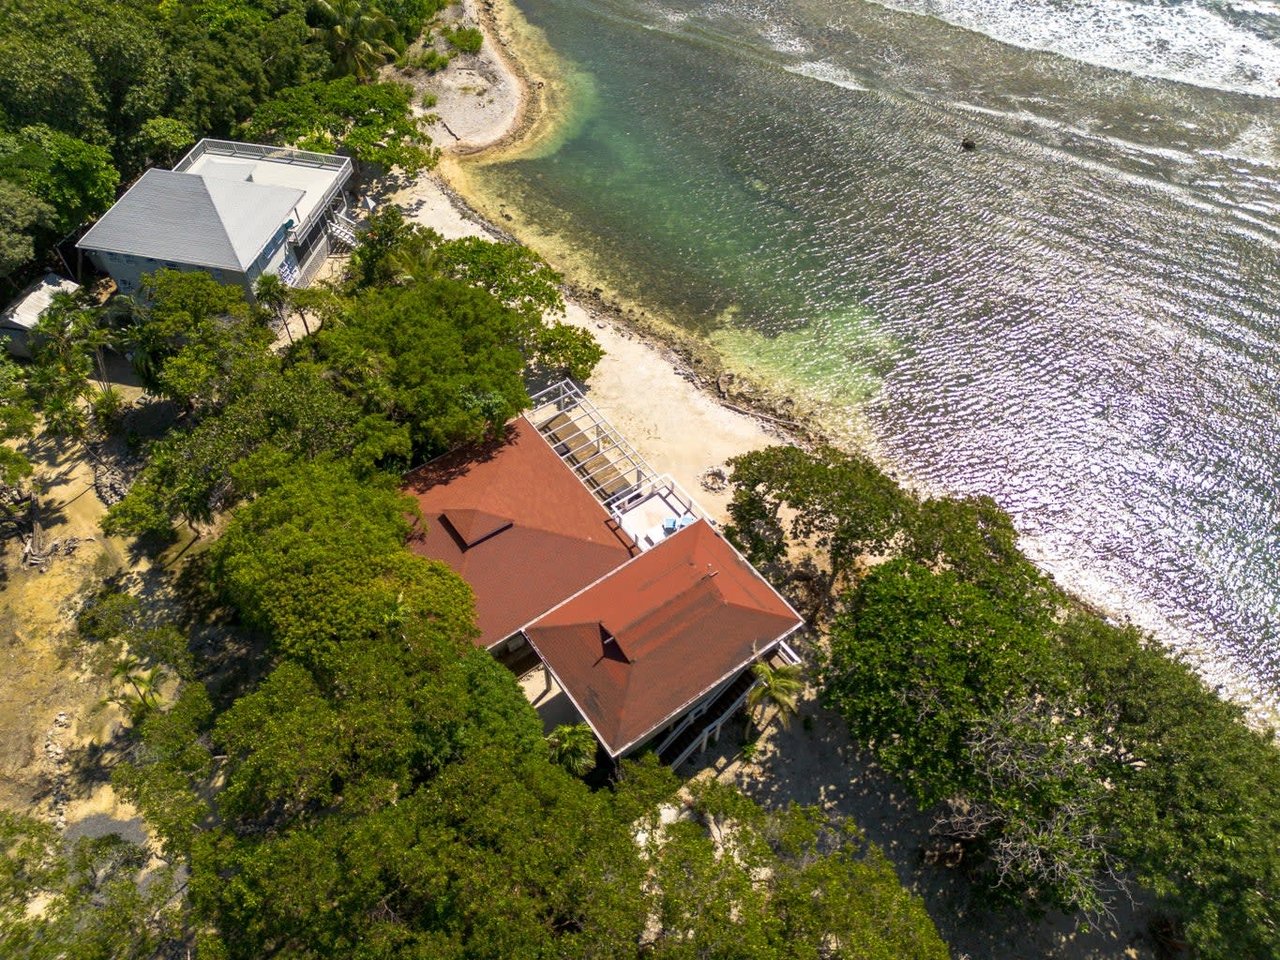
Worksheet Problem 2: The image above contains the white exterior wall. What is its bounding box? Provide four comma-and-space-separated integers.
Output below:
88, 249, 251, 300
86, 219, 295, 302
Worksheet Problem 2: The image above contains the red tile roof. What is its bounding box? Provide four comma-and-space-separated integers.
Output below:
404, 417, 637, 648
524, 519, 803, 756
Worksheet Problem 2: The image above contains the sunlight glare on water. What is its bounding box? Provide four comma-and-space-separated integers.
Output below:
474, 0, 1280, 710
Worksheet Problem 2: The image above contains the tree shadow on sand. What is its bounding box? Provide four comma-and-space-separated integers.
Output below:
687, 671, 1155, 960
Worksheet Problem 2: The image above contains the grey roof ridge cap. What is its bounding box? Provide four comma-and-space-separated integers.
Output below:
199, 174, 305, 270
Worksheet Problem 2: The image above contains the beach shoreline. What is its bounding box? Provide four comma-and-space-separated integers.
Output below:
394, 35, 1167, 952
398, 0, 818, 521
401, 0, 1280, 727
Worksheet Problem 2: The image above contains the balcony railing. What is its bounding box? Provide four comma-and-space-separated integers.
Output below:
173, 139, 354, 249
528, 380, 659, 510
174, 138, 351, 173
656, 641, 802, 769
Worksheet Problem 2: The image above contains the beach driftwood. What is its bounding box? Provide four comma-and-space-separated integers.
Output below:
721, 401, 798, 429
11, 494, 93, 570
22, 534, 93, 571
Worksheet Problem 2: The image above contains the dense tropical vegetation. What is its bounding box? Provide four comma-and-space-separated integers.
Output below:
0, 190, 946, 955
2, 1, 1274, 956
725, 444, 1280, 957
0, 0, 442, 287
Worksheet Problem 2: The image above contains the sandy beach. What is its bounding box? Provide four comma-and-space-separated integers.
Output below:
395, 173, 785, 519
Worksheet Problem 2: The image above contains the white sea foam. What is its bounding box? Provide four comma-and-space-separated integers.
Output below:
759, 22, 812, 54
868, 0, 1280, 98
784, 60, 870, 91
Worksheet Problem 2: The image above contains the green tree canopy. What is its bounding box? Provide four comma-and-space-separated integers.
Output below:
906, 494, 1052, 619
25, 290, 115, 440
639, 781, 950, 960
0, 811, 186, 958
1060, 614, 1280, 957
314, 277, 533, 455
210, 462, 476, 665
311, 0, 398, 81
118, 269, 263, 402
545, 723, 598, 776
0, 125, 119, 235
0, 350, 34, 485
825, 559, 1060, 804
104, 357, 409, 536
725, 445, 911, 607
0, 180, 53, 280
134, 116, 196, 169
0, 37, 108, 144
242, 76, 435, 172
163, 0, 326, 137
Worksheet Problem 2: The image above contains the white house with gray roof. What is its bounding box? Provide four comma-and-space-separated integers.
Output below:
77, 140, 356, 300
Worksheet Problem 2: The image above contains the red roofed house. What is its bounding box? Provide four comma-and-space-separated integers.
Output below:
404, 415, 637, 650
404, 381, 803, 768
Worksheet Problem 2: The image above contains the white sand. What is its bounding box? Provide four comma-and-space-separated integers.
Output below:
399, 0, 526, 155
397, 174, 780, 521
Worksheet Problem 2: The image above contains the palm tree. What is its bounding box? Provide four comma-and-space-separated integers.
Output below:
287, 286, 340, 338
28, 293, 103, 440
108, 657, 166, 724
744, 659, 805, 739
254, 273, 291, 343
546, 724, 597, 777
311, 0, 398, 82
380, 590, 411, 638
382, 229, 443, 285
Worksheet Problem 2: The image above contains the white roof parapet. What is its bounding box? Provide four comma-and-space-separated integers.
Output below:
174, 139, 352, 174
175, 139, 353, 247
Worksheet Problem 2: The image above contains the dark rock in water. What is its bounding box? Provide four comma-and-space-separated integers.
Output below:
961, 137, 977, 151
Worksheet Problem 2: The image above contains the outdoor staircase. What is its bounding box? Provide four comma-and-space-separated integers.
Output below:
277, 254, 300, 288
657, 668, 759, 768
326, 212, 359, 250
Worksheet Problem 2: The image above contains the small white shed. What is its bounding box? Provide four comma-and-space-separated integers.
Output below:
1, 274, 80, 359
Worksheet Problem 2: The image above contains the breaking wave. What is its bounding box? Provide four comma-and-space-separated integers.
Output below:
870, 0, 1280, 97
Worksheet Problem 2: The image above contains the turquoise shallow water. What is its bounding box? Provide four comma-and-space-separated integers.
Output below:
474, 0, 1280, 707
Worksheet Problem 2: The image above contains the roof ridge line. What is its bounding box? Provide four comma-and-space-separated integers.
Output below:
198, 172, 306, 270
191, 173, 243, 269
514, 521, 702, 637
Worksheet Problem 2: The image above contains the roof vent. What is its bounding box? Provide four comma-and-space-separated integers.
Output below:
440, 508, 513, 549
599, 623, 632, 663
